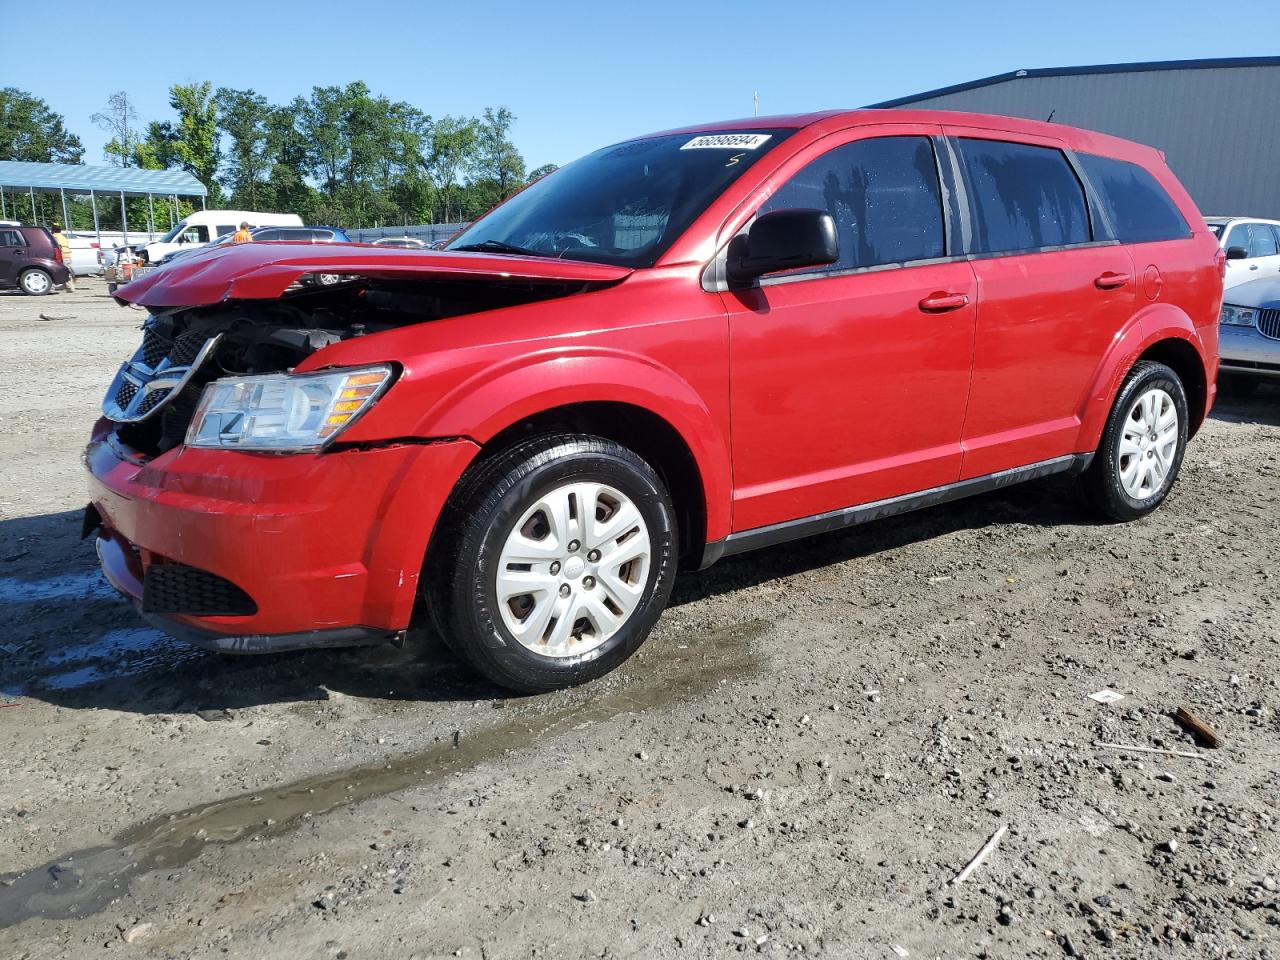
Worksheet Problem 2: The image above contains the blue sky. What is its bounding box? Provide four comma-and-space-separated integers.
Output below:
7, 0, 1279, 172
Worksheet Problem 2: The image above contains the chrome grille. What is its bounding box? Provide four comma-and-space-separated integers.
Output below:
102, 330, 222, 424
1258, 308, 1280, 341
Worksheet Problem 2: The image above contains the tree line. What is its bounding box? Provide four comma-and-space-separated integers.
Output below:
1, 84, 558, 231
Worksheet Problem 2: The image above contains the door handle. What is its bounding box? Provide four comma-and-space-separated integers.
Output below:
1094, 272, 1131, 290
1249, 264, 1259, 270
918, 292, 969, 312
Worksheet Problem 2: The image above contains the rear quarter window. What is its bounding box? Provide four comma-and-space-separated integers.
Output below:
1077, 153, 1191, 244
956, 138, 1091, 254
0, 229, 25, 247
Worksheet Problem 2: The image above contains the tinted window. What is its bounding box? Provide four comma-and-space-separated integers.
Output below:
1249, 223, 1278, 258
255, 229, 288, 241
215, 225, 236, 237
760, 136, 944, 272
0, 229, 24, 247
1225, 223, 1251, 254
958, 139, 1091, 254
1077, 153, 1190, 244
448, 129, 792, 267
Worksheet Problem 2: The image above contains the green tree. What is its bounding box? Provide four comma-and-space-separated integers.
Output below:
427, 115, 479, 223
0, 88, 84, 163
164, 82, 221, 199
527, 163, 558, 183
476, 107, 525, 200
216, 87, 274, 208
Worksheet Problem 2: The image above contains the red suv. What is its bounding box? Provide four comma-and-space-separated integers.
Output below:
86, 110, 1222, 691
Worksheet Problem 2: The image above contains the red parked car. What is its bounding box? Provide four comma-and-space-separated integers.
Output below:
86, 109, 1222, 692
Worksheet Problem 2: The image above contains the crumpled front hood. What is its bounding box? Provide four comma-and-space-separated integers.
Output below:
115, 243, 634, 308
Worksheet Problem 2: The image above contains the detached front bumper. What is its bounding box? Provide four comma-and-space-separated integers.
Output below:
85, 421, 479, 651
1220, 324, 1280, 378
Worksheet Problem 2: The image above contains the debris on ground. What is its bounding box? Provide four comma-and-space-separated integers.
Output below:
1173, 705, 1222, 748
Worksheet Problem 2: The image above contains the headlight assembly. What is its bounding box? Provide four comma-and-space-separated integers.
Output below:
185, 364, 393, 451
1219, 304, 1257, 327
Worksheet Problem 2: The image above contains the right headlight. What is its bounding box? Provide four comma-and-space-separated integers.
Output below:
1220, 304, 1257, 327
185, 364, 393, 452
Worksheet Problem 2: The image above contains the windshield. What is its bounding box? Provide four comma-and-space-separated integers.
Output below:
158, 221, 190, 244
447, 130, 793, 267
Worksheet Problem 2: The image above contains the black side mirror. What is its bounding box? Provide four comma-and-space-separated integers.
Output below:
1226, 245, 1248, 260
727, 209, 838, 285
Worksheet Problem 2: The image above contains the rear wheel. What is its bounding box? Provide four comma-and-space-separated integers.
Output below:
431, 434, 677, 692
1082, 361, 1188, 521
18, 268, 52, 296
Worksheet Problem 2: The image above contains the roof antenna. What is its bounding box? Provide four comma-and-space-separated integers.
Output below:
1046, 108, 1056, 122
753, 91, 759, 117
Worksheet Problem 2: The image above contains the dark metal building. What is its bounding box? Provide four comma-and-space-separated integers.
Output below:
868, 57, 1280, 219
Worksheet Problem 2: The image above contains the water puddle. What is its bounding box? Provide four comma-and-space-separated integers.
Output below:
0, 572, 118, 604
0, 619, 766, 929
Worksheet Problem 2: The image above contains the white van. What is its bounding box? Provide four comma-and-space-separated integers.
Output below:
136, 210, 303, 263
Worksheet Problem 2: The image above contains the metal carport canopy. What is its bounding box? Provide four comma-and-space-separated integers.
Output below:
0, 160, 208, 250
0, 161, 207, 196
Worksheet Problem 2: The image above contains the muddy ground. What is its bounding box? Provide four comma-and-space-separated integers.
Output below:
0, 279, 1278, 959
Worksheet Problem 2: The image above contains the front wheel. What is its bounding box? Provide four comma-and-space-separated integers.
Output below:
432, 434, 677, 692
18, 268, 52, 296
1081, 360, 1189, 521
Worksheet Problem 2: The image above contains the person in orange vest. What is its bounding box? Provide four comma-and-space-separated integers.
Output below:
231, 222, 253, 243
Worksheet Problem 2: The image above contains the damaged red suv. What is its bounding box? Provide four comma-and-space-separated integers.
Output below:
86, 110, 1222, 692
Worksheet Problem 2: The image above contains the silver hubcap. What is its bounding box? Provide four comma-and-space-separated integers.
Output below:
23, 271, 49, 293
1118, 387, 1178, 499
496, 481, 650, 658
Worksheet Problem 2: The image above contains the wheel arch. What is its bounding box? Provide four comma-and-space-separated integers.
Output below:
1078, 304, 1211, 449
443, 400, 711, 570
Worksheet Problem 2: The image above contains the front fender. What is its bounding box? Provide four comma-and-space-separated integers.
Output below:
1076, 302, 1208, 450
415, 347, 732, 544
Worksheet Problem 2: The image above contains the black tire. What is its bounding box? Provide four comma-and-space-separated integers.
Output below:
430, 434, 677, 693
1081, 360, 1189, 521
18, 268, 52, 296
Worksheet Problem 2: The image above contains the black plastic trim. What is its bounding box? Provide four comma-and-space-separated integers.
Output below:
144, 614, 401, 654
713, 453, 1093, 561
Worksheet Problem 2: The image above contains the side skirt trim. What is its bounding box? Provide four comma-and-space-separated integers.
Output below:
708, 453, 1093, 562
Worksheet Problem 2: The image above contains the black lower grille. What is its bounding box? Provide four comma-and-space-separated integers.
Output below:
142, 563, 257, 617
1258, 308, 1280, 341
141, 330, 170, 366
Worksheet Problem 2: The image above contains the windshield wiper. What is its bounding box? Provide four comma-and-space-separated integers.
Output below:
450, 239, 547, 257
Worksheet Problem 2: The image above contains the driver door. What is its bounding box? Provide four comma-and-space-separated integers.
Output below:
720, 128, 976, 532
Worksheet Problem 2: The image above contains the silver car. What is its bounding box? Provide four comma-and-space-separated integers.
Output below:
1219, 275, 1280, 395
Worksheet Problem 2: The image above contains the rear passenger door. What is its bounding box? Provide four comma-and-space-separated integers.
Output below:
944, 129, 1136, 478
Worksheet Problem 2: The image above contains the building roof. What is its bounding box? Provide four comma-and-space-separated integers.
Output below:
866, 55, 1280, 109
0, 160, 208, 196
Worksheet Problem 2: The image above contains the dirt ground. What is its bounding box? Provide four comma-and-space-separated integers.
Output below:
1, 278, 1278, 959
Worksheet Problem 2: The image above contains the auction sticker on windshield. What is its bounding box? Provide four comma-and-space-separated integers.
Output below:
681, 133, 772, 150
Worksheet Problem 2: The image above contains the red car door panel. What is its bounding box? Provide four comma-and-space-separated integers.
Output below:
943, 127, 1138, 478
725, 263, 976, 530
719, 128, 976, 533
961, 245, 1137, 476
